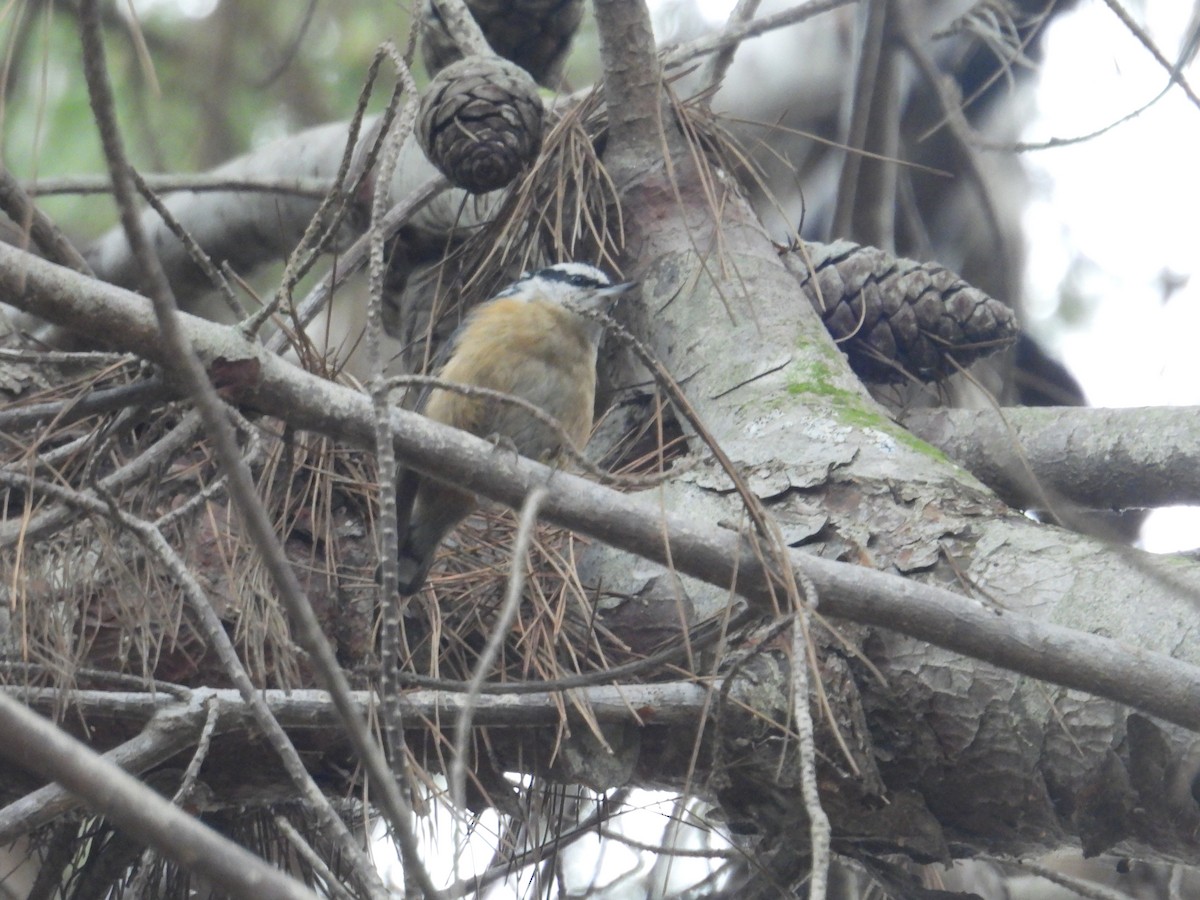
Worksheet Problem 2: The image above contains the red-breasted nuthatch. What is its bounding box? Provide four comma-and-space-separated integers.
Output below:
395, 262, 634, 594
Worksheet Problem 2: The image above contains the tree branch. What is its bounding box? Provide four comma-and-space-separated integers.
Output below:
904, 405, 1200, 510
0, 693, 319, 900
0, 166, 92, 274
4, 684, 718, 729
0, 704, 203, 842
6, 243, 1200, 734
592, 0, 669, 181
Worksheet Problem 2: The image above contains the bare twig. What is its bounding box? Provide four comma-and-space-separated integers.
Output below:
125, 697, 222, 896
894, 4, 1010, 273
984, 855, 1133, 900
791, 619, 829, 900
597, 826, 738, 859
448, 485, 548, 885
449, 486, 548, 813
0, 705, 203, 842
663, 0, 857, 72
173, 696, 220, 805
367, 44, 422, 772
0, 165, 92, 274
361, 41, 449, 900
698, 0, 763, 98
247, 44, 403, 337
0, 374, 168, 433
428, 0, 492, 57
265, 174, 449, 355
6, 683, 723, 729
275, 815, 359, 900
28, 173, 335, 197
127, 169, 246, 319
1101, 0, 1200, 110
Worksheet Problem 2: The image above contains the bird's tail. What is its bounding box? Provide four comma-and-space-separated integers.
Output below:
396, 535, 435, 596
394, 468, 429, 595
393, 470, 476, 595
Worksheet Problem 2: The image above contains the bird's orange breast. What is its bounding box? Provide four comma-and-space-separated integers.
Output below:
422, 298, 599, 456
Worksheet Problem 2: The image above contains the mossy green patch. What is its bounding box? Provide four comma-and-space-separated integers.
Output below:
786, 359, 952, 463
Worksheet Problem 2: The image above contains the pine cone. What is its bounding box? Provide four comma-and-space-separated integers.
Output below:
783, 240, 1018, 383
417, 55, 545, 194
421, 0, 584, 87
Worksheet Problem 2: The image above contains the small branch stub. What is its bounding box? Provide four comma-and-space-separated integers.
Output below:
785, 240, 1018, 383
417, 55, 545, 194
421, 0, 584, 87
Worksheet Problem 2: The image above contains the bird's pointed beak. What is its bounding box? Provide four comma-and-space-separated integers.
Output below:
602, 281, 637, 297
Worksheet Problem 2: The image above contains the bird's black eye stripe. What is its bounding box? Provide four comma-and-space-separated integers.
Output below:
533, 266, 607, 290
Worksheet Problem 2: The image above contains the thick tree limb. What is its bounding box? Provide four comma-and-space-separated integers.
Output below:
5, 243, 1200, 734
904, 405, 1200, 510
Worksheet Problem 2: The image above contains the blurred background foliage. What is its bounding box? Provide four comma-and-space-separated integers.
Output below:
1, 1, 600, 245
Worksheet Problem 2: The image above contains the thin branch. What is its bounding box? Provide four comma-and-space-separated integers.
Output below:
597, 827, 738, 859
791, 620, 829, 900
984, 855, 1133, 900
428, 0, 492, 57
27, 173, 335, 197
5, 683, 723, 730
449, 486, 548, 814
275, 815, 359, 900
0, 165, 92, 274
0, 694, 319, 900
248, 44, 403, 337
0, 374, 169, 433
0, 705, 203, 842
125, 697, 223, 897
368, 44, 422, 776
1101, 0, 1200, 111
663, 0, 857, 72
173, 696, 220, 805
894, 2, 1010, 272
361, 42, 449, 900
127, 168, 247, 319
265, 174, 449, 355
698, 0, 763, 98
